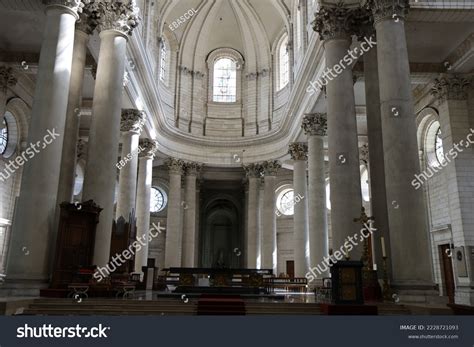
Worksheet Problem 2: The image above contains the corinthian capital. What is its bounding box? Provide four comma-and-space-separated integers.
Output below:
243, 163, 262, 178
120, 109, 144, 133
0, 67, 17, 93
431, 75, 470, 103
312, 3, 359, 41
166, 157, 185, 175
368, 0, 410, 24
289, 143, 308, 161
302, 113, 327, 137
87, 0, 141, 36
76, 10, 97, 35
260, 160, 281, 176
43, 0, 89, 15
184, 162, 203, 176
138, 138, 158, 159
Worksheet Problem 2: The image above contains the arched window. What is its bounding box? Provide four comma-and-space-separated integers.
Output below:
296, 7, 302, 50
278, 34, 289, 90
0, 119, 8, 155
213, 57, 237, 102
276, 187, 295, 216
0, 111, 18, 158
425, 120, 446, 168
160, 39, 168, 83
150, 186, 168, 213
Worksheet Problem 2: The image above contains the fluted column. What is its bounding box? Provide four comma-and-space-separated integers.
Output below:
82, 1, 140, 267
289, 143, 310, 277
115, 109, 144, 221
302, 113, 329, 278
164, 158, 185, 268
182, 162, 202, 267
313, 4, 363, 260
371, 0, 432, 288
0, 67, 17, 126
261, 160, 281, 273
243, 163, 261, 269
134, 139, 158, 274
56, 13, 95, 205
6, 0, 82, 283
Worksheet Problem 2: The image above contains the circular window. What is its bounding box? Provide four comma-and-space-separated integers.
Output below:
276, 188, 295, 216
0, 118, 8, 155
360, 165, 370, 202
425, 121, 445, 168
150, 187, 167, 213
73, 160, 85, 196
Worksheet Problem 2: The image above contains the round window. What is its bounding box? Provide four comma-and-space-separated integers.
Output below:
150, 187, 167, 213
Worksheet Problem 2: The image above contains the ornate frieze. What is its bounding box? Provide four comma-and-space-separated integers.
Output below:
289, 143, 308, 161
120, 109, 145, 133
184, 162, 203, 176
86, 0, 141, 36
302, 113, 327, 137
166, 157, 185, 175
368, 0, 410, 24
243, 163, 262, 178
312, 3, 360, 41
0, 67, 17, 93
431, 76, 470, 102
260, 160, 281, 176
138, 138, 158, 158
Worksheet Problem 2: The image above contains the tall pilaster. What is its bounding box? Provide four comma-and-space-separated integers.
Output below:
371, 0, 433, 288
243, 163, 261, 269
289, 143, 310, 277
164, 158, 185, 268
182, 162, 202, 267
302, 113, 329, 278
115, 109, 144, 221
56, 11, 96, 205
6, 0, 82, 283
261, 160, 281, 273
0, 67, 17, 127
82, 0, 140, 267
313, 4, 363, 260
134, 139, 158, 274
431, 75, 474, 305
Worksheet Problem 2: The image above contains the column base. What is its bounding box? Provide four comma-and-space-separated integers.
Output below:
0, 278, 48, 297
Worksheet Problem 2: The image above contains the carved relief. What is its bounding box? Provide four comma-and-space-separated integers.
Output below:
431, 76, 470, 102
302, 113, 327, 137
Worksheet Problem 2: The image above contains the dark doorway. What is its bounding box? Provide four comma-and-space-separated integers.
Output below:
286, 260, 295, 278
439, 244, 455, 304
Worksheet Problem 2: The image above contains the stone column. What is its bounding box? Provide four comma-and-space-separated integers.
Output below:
356, 20, 392, 278
56, 13, 95, 205
289, 143, 310, 277
82, 1, 140, 267
115, 109, 144, 221
302, 113, 329, 278
6, 0, 82, 283
134, 139, 158, 274
313, 4, 363, 260
371, 0, 432, 288
431, 75, 473, 305
243, 163, 261, 269
0, 67, 17, 126
182, 162, 202, 267
164, 158, 185, 268
261, 160, 281, 273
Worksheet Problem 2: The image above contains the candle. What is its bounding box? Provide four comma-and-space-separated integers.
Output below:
381, 237, 386, 258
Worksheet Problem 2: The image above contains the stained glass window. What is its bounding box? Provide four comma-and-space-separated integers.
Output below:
213, 58, 237, 102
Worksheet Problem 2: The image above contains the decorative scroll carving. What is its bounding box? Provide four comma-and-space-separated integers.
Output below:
166, 157, 185, 175
76, 10, 97, 34
138, 138, 158, 158
243, 163, 262, 178
87, 0, 141, 36
120, 109, 144, 133
184, 162, 203, 176
312, 3, 360, 41
260, 160, 281, 176
367, 0, 410, 24
302, 113, 327, 137
431, 76, 470, 102
289, 143, 308, 161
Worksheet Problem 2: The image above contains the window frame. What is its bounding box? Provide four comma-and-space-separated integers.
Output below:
212, 57, 238, 103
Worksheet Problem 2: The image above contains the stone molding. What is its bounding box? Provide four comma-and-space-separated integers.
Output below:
289, 142, 308, 161
260, 160, 281, 176
0, 67, 17, 93
243, 163, 262, 178
166, 157, 185, 175
431, 75, 470, 102
120, 109, 144, 133
302, 113, 327, 137
138, 138, 158, 159
86, 0, 141, 36
369, 0, 410, 24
